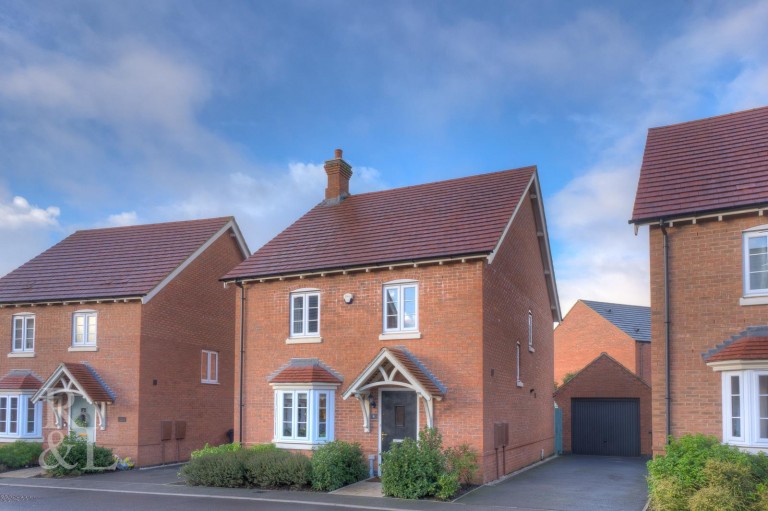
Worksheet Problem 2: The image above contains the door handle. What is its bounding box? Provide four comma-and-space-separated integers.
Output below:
381, 433, 388, 437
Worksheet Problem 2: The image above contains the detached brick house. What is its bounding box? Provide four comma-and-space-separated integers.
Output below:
554, 300, 650, 384
0, 217, 248, 465
630, 106, 768, 455
222, 150, 561, 482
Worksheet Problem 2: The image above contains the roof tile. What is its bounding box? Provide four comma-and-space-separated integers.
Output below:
0, 370, 42, 390
582, 300, 651, 342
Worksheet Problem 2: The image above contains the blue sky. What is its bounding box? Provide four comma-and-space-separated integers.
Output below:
1, 1, 768, 313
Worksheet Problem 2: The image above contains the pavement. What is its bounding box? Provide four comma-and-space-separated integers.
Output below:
0, 455, 648, 511
456, 455, 649, 511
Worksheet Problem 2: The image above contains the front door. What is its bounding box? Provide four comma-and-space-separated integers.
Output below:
380, 390, 417, 452
69, 396, 96, 443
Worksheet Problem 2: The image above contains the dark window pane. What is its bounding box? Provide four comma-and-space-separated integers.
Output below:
395, 405, 405, 427
733, 418, 741, 437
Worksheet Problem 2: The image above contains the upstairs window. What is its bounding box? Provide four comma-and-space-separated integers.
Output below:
744, 230, 768, 296
72, 311, 97, 346
201, 350, 219, 384
12, 314, 35, 353
290, 291, 320, 337
383, 282, 418, 333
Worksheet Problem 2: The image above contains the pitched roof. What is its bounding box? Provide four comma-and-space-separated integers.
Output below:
33, 362, 115, 404
0, 217, 247, 304
631, 106, 768, 224
704, 326, 768, 363
553, 352, 649, 397
268, 359, 342, 384
0, 370, 42, 391
223, 167, 537, 280
581, 300, 651, 342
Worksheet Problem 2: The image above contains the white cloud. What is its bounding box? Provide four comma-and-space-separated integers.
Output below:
0, 195, 60, 229
107, 211, 139, 227
0, 192, 60, 278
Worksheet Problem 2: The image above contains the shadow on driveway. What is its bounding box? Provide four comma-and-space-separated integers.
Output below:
456, 455, 648, 511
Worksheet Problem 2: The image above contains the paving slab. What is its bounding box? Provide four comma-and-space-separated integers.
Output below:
331, 479, 383, 497
0, 467, 43, 478
456, 455, 648, 511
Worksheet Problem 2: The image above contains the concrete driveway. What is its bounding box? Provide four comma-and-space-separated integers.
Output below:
456, 456, 648, 511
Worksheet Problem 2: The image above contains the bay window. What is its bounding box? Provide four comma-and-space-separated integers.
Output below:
721, 370, 768, 446
0, 394, 41, 439
274, 387, 334, 447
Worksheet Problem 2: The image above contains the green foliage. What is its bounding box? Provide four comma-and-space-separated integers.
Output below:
43, 433, 115, 477
0, 441, 43, 470
562, 372, 577, 385
310, 440, 368, 491
180, 450, 248, 487
648, 434, 768, 511
190, 442, 241, 459
381, 428, 477, 500
243, 449, 311, 489
249, 443, 278, 454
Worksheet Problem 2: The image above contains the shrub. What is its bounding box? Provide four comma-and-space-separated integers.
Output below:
648, 434, 767, 511
181, 450, 248, 487
190, 442, 241, 459
243, 449, 310, 489
311, 440, 368, 491
444, 444, 479, 485
43, 433, 115, 477
381, 428, 447, 499
0, 441, 43, 470
435, 471, 461, 501
249, 443, 279, 454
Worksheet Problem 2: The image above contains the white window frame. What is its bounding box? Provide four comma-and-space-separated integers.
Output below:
201, 350, 218, 384
11, 314, 35, 353
72, 311, 97, 346
720, 369, 768, 447
528, 310, 534, 352
744, 229, 768, 296
0, 394, 42, 439
273, 386, 335, 447
516, 342, 523, 387
383, 281, 419, 333
290, 291, 320, 338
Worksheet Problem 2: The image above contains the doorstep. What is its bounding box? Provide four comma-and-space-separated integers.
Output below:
0, 466, 43, 478
331, 478, 383, 497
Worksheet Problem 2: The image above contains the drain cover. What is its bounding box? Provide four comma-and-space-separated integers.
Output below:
0, 494, 36, 502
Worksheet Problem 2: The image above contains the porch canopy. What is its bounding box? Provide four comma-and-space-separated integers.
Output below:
32, 363, 115, 430
342, 347, 445, 432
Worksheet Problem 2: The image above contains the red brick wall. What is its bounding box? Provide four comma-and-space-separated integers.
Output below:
649, 215, 768, 454
482, 191, 555, 481
138, 230, 243, 465
236, 261, 486, 474
554, 301, 640, 384
0, 302, 142, 460
553, 354, 652, 455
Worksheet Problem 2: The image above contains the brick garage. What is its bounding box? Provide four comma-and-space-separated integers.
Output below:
554, 353, 651, 456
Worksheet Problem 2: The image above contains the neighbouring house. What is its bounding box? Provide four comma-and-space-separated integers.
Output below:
0, 217, 249, 465
630, 105, 768, 455
554, 300, 651, 385
553, 353, 651, 456
221, 149, 562, 483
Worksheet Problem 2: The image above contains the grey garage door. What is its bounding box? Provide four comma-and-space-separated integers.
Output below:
571, 398, 640, 457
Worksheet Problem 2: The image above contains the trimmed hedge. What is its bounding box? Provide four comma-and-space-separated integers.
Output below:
310, 441, 368, 491
648, 434, 768, 511
0, 441, 43, 470
43, 433, 115, 477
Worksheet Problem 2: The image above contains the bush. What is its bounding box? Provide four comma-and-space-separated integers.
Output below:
43, 433, 115, 477
381, 428, 472, 501
311, 441, 368, 491
181, 450, 248, 487
648, 434, 768, 511
0, 441, 43, 470
190, 442, 241, 459
243, 449, 310, 489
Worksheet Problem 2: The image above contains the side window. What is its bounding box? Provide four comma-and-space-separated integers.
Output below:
383, 282, 418, 333
744, 230, 768, 296
72, 311, 97, 346
516, 342, 523, 387
12, 314, 35, 353
290, 291, 320, 337
201, 350, 218, 384
528, 310, 534, 352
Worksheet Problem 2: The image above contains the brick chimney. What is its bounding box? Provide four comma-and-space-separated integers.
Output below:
324, 148, 353, 204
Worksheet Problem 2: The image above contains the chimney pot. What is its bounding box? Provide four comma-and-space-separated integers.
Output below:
324, 148, 352, 203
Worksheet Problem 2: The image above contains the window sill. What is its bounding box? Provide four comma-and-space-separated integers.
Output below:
201, 381, 219, 385
7, 352, 35, 358
740, 295, 768, 306
285, 336, 323, 344
517, 381, 524, 388
0, 436, 42, 443
273, 440, 327, 450
528, 346, 535, 353
379, 332, 422, 341
68, 346, 98, 352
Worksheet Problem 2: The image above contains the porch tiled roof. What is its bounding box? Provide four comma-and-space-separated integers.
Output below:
223, 167, 536, 279
0, 370, 42, 390
60, 363, 115, 403
268, 359, 342, 384
631, 106, 768, 224
342, 347, 446, 399
704, 326, 768, 362
0, 217, 235, 304
388, 348, 446, 398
